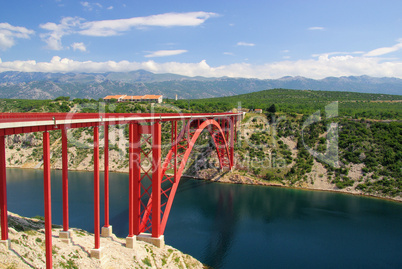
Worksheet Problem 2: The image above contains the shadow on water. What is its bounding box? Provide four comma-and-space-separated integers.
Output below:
202, 189, 238, 269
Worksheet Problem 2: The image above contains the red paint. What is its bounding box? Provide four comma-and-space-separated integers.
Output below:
43, 131, 52, 269
0, 136, 8, 241
128, 123, 134, 237
173, 121, 178, 183
230, 117, 235, 169
133, 123, 141, 235
104, 125, 110, 228
152, 121, 162, 238
61, 128, 69, 231
93, 126, 100, 249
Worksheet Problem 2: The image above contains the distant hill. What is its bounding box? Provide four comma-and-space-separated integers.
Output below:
0, 70, 401, 99
175, 88, 402, 119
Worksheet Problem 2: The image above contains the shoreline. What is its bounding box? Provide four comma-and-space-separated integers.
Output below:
6, 165, 401, 203
178, 173, 402, 203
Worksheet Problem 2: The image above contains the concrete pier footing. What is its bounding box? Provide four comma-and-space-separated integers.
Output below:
59, 231, 71, 244
101, 226, 113, 237
125, 236, 136, 248
0, 239, 10, 249
90, 248, 103, 259
137, 233, 165, 248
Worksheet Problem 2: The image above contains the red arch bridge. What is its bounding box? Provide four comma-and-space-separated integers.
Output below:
0, 112, 241, 268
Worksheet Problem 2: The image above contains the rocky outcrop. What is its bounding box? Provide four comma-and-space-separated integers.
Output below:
0, 212, 203, 269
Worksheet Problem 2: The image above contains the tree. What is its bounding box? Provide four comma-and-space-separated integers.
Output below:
55, 96, 70, 101
268, 104, 277, 113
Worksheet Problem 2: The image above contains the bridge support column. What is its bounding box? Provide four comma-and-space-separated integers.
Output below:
133, 123, 141, 235
91, 126, 102, 259
230, 117, 235, 170
102, 125, 113, 238
126, 123, 136, 248
152, 121, 162, 239
60, 128, 71, 243
0, 135, 9, 249
173, 121, 178, 183
43, 131, 53, 269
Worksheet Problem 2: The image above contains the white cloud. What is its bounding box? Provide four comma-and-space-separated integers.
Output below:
107, 6, 113, 10
2, 53, 402, 79
144, 49, 187, 58
39, 12, 217, 49
224, 52, 234, 55
40, 17, 82, 50
71, 42, 86, 52
237, 42, 255, 47
79, 12, 217, 36
308, 26, 325, 30
0, 23, 35, 50
81, 2, 102, 11
81, 2, 90, 8
312, 51, 365, 58
364, 39, 402, 57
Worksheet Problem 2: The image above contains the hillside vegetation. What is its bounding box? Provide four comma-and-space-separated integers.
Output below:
172, 88, 402, 119
1, 88, 401, 201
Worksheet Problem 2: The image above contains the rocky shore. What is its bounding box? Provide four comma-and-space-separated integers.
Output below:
190, 168, 402, 203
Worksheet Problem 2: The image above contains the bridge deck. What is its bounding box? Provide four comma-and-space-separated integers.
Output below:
0, 112, 240, 135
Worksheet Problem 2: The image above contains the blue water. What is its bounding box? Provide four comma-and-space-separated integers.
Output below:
5, 168, 402, 268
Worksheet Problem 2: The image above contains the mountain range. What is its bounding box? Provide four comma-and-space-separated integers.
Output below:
0, 70, 401, 100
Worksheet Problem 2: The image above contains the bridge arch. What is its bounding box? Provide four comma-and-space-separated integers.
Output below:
139, 118, 234, 235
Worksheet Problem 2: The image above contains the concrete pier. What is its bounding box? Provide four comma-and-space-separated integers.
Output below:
125, 236, 136, 248
59, 231, 71, 244
90, 247, 103, 259
0, 239, 10, 249
137, 233, 165, 248
101, 226, 113, 237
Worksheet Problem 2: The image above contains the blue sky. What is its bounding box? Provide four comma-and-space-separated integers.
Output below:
1, 0, 402, 79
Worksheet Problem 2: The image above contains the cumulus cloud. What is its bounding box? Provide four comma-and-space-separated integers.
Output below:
40, 17, 82, 50
144, 49, 187, 58
71, 42, 86, 52
364, 39, 402, 57
0, 23, 35, 50
237, 42, 255, 47
2, 54, 402, 79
